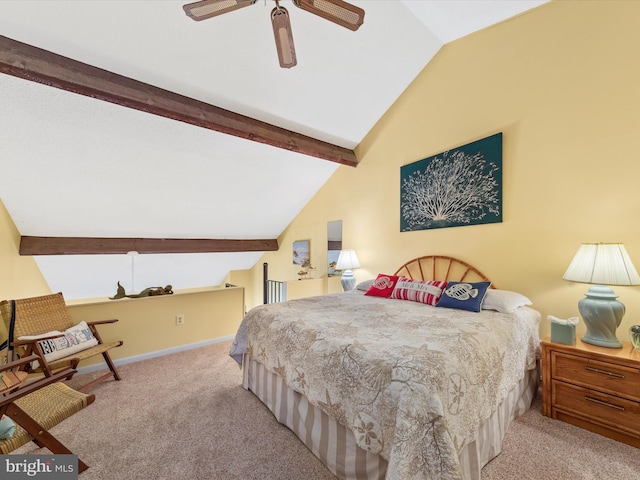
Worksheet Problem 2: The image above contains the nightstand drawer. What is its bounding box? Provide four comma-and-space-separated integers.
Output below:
552, 352, 640, 402
552, 381, 640, 435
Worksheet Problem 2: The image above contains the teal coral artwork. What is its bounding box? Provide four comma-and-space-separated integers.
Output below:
400, 133, 502, 232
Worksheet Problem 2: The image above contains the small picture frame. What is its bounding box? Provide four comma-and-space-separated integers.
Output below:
292, 240, 310, 266
328, 249, 341, 276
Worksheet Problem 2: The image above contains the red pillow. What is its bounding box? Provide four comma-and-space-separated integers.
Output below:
365, 274, 402, 298
390, 279, 448, 306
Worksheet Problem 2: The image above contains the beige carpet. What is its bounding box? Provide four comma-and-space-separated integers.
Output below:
15, 341, 640, 479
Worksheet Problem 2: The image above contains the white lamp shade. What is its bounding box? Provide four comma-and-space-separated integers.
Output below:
336, 250, 360, 270
562, 243, 640, 286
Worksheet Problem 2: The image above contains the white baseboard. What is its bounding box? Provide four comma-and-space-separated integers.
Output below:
75, 335, 235, 376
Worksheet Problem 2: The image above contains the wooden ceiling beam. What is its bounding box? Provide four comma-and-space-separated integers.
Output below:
0, 35, 358, 167
19, 236, 278, 256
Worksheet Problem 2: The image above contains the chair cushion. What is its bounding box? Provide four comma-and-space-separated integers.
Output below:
46, 340, 123, 372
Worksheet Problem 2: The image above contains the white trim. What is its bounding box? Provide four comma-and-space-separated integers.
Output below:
75, 335, 235, 376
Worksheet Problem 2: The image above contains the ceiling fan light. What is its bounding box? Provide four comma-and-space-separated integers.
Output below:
183, 0, 257, 21
271, 6, 297, 69
293, 0, 364, 31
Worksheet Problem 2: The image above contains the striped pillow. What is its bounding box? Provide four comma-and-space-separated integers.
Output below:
390, 279, 447, 306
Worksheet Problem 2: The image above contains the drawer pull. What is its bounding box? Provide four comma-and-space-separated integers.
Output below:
584, 396, 625, 411
584, 366, 624, 379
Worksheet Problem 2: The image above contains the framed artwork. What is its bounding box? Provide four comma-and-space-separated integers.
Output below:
292, 239, 310, 266
327, 249, 341, 276
400, 133, 502, 232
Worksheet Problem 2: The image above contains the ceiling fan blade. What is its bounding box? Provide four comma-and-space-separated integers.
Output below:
183, 0, 258, 21
271, 6, 297, 68
293, 0, 364, 31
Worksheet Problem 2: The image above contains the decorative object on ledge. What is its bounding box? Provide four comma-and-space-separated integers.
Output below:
630, 325, 640, 349
109, 282, 174, 300
297, 261, 315, 280
563, 242, 640, 348
400, 133, 502, 232
328, 260, 338, 276
336, 249, 360, 291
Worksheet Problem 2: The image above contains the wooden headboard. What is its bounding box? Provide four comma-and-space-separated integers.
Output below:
393, 256, 494, 288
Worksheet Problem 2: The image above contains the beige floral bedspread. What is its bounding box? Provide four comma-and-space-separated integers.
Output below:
230, 291, 540, 480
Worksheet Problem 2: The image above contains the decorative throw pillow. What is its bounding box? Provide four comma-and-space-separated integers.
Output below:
390, 279, 447, 306
365, 274, 403, 298
19, 321, 98, 364
0, 415, 16, 439
436, 281, 492, 312
482, 289, 532, 313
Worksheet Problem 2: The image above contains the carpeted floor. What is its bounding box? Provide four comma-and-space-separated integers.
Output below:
15, 340, 640, 479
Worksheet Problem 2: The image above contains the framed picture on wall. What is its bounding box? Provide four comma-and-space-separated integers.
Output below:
293, 239, 310, 266
327, 249, 341, 276
327, 219, 342, 276
400, 132, 503, 232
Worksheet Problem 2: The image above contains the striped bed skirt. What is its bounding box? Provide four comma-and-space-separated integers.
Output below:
243, 355, 538, 480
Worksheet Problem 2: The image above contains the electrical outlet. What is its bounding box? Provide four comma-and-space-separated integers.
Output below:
176, 314, 185, 326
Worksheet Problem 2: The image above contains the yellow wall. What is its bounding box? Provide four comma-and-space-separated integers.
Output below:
66, 287, 244, 367
225, 268, 253, 314
0, 199, 51, 298
245, 0, 640, 342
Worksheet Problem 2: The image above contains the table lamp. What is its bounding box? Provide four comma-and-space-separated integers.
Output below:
336, 249, 360, 291
562, 243, 640, 348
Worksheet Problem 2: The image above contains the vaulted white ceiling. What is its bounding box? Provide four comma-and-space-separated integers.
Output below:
0, 1, 547, 300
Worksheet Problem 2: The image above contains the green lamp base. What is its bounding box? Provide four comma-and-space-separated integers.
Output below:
578, 285, 624, 349
340, 269, 356, 291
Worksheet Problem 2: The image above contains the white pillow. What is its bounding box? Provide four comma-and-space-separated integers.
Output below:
19, 321, 98, 364
356, 279, 375, 291
482, 289, 532, 313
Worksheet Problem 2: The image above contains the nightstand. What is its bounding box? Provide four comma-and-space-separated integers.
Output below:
541, 336, 640, 448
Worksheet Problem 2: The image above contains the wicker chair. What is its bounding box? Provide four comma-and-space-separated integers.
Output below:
0, 355, 95, 472
0, 292, 123, 392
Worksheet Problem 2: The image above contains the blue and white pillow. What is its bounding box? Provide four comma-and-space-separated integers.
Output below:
436, 281, 491, 312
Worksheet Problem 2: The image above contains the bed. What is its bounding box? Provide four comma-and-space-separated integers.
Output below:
229, 256, 541, 480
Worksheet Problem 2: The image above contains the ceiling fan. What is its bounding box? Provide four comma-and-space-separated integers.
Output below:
183, 0, 365, 69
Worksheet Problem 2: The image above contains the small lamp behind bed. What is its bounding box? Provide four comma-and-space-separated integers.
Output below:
336, 250, 360, 291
